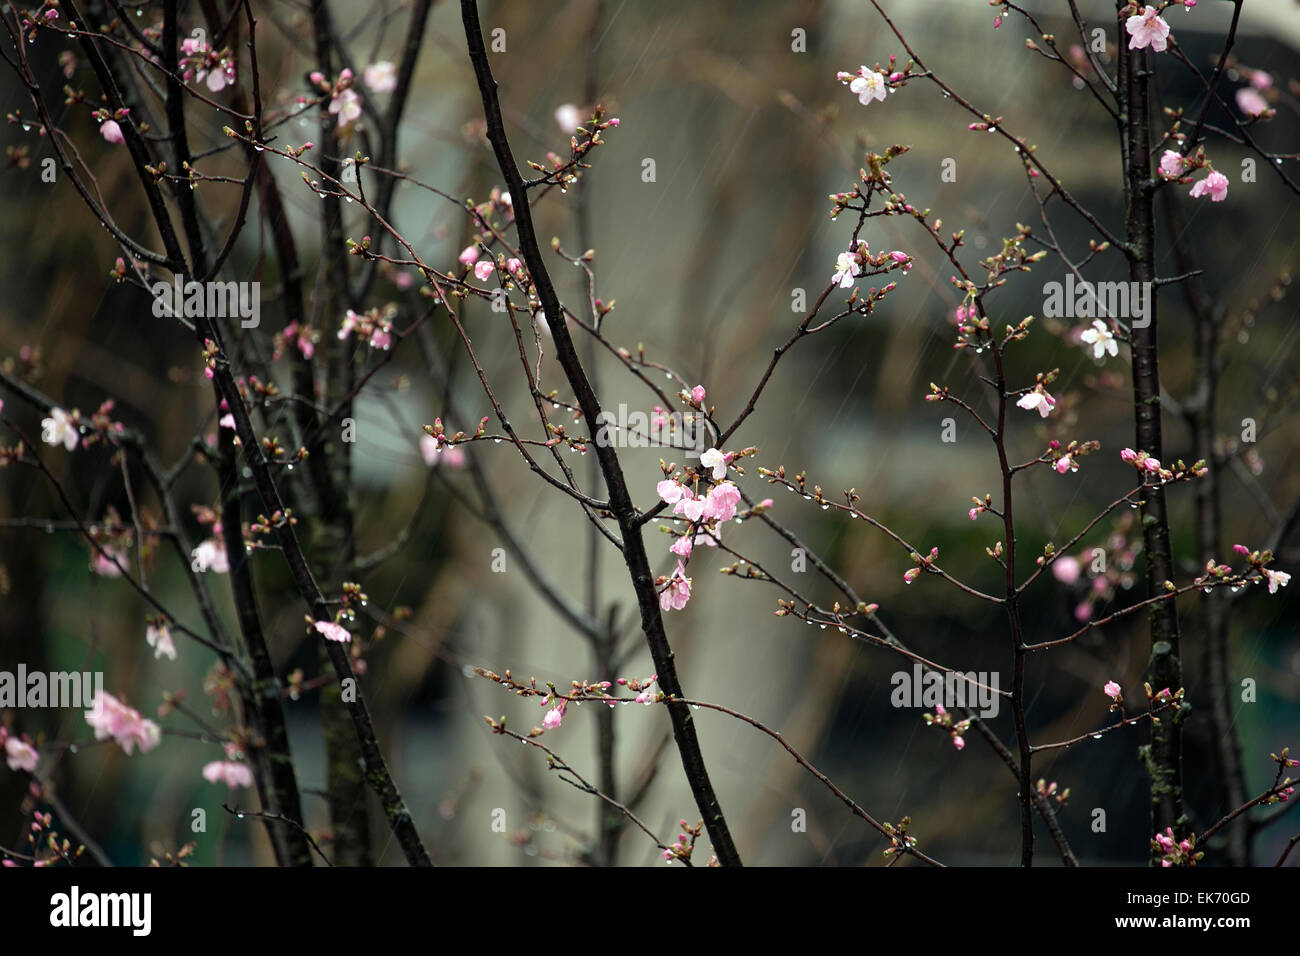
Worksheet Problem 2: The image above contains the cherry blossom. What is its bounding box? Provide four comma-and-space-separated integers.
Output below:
314, 620, 351, 642
4, 735, 38, 773
656, 479, 688, 505
364, 61, 398, 94
1235, 87, 1269, 118
699, 447, 728, 479
420, 434, 466, 469
554, 103, 583, 133
192, 538, 229, 574
1051, 556, 1081, 585
1015, 387, 1056, 418
848, 67, 889, 105
458, 245, 480, 267
1189, 170, 1228, 202
328, 89, 362, 131
1158, 149, 1184, 179
91, 546, 127, 578
1104, 680, 1122, 701
1263, 568, 1291, 594
542, 699, 567, 729
690, 385, 707, 404
99, 120, 124, 144
41, 407, 79, 450
473, 260, 495, 282
703, 481, 742, 522
202, 760, 254, 789
1080, 319, 1119, 359
85, 692, 161, 756
660, 561, 693, 611
146, 622, 176, 661
1055, 454, 1078, 475
1126, 6, 1171, 53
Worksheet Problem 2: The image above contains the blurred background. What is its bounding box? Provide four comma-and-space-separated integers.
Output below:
1, 0, 1298, 866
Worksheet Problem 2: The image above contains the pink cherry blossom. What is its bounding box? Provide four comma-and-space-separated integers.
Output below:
656, 479, 687, 505
1189, 171, 1228, 202
1104, 680, 1122, 700
1120, 448, 1137, 463
1263, 569, 1291, 594
458, 245, 480, 267
202, 760, 254, 789
1235, 88, 1268, 118
1052, 556, 1082, 585
328, 89, 362, 130
542, 699, 567, 729
85, 692, 161, 756
4, 736, 38, 772
1251, 71, 1272, 90
314, 620, 351, 642
1158, 149, 1184, 179
660, 561, 693, 611
192, 538, 229, 573
1143, 457, 1161, 472
1055, 454, 1077, 475
952, 735, 965, 751
91, 547, 127, 577
473, 260, 495, 282
99, 120, 124, 144
703, 481, 742, 522
1126, 6, 1171, 53
363, 61, 398, 94
218, 414, 236, 430
691, 385, 707, 404
675, 495, 706, 523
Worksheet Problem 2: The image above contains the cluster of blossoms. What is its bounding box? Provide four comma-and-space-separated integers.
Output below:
309, 582, 367, 646
189, 504, 230, 574
179, 35, 236, 92
338, 306, 395, 350
903, 547, 939, 585
201, 742, 254, 790
923, 703, 970, 750
420, 417, 479, 469
85, 692, 161, 756
1152, 827, 1202, 867
1233, 68, 1275, 119
1046, 514, 1142, 621
1230, 544, 1290, 595
1, 727, 39, 773
662, 818, 701, 863
655, 444, 747, 612
273, 320, 317, 361
40, 399, 123, 454
1158, 150, 1228, 202
0, 808, 88, 868
306, 68, 361, 135
830, 240, 910, 289
1119, 446, 1207, 484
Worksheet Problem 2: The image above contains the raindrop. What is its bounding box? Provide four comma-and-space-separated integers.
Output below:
493, 438, 502, 444
69, 745, 78, 754
1091, 733, 1103, 739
